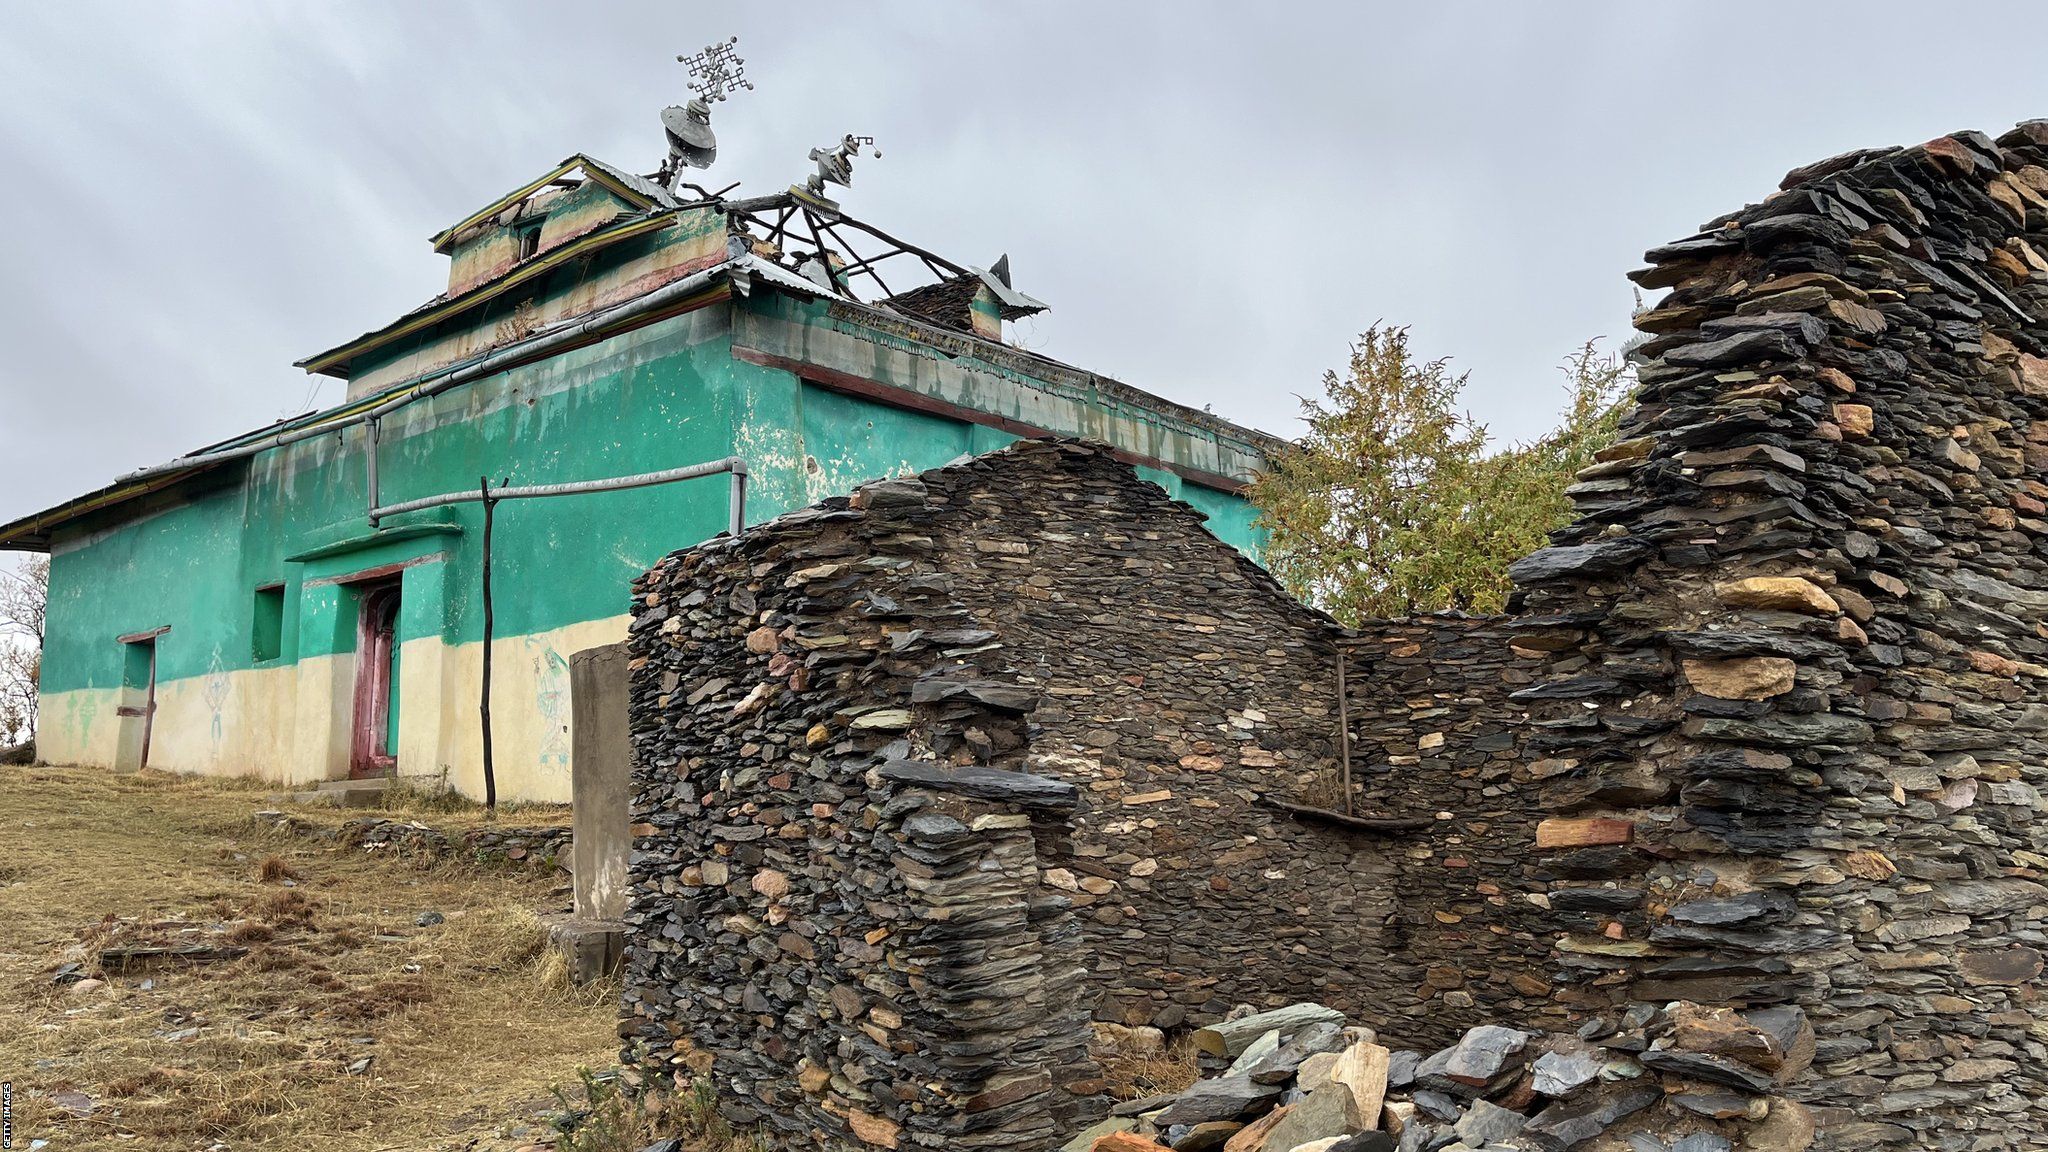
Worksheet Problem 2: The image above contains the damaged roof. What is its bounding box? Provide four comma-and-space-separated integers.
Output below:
2, 156, 1282, 552
427, 153, 685, 253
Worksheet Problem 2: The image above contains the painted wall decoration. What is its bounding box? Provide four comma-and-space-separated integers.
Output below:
202, 644, 231, 748
526, 638, 571, 777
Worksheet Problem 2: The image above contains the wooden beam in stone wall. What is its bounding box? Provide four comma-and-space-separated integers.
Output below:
1261, 797, 1434, 834
1534, 817, 1634, 849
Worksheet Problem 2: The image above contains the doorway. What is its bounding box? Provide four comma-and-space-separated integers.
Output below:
114, 629, 161, 773
349, 583, 401, 778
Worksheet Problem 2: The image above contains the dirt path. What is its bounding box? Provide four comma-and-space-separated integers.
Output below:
0, 765, 616, 1151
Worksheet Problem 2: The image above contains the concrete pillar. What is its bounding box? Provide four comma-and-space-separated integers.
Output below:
394, 559, 451, 788
548, 635, 626, 975
558, 641, 631, 981
288, 583, 355, 785
570, 641, 631, 918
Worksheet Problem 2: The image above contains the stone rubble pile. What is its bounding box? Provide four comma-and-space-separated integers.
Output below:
1075, 1001, 1813, 1152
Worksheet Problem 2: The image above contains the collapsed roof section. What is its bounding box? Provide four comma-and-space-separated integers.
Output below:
297, 155, 1047, 386
0, 153, 1267, 552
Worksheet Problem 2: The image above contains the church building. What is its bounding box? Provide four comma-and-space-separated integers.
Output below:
0, 79, 1278, 802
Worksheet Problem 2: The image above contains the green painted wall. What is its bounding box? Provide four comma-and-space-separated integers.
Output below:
42, 294, 1267, 705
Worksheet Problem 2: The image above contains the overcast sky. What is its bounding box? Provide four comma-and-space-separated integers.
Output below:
4, 2, 2048, 527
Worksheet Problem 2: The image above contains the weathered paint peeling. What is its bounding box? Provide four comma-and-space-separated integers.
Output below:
37, 278, 1272, 803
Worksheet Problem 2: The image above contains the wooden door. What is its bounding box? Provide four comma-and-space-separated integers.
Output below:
349, 584, 401, 778
114, 631, 160, 773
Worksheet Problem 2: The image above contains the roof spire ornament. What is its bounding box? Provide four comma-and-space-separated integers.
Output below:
790, 134, 882, 215
658, 36, 754, 190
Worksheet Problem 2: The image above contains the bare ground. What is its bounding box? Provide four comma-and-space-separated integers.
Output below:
0, 764, 618, 1151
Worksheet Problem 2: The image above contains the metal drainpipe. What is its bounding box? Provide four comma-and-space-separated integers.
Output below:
727, 460, 749, 536
366, 457, 751, 522
365, 417, 381, 527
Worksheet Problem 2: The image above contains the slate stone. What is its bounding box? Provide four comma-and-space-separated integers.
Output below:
1410, 1090, 1462, 1122
1246, 1021, 1348, 1084
1436, 1025, 1531, 1086
1663, 328, 1804, 368
907, 676, 1041, 712
1168, 1121, 1242, 1150
1454, 1099, 1527, 1145
1700, 311, 1828, 347
1257, 1082, 1362, 1152
1154, 1077, 1283, 1127
1664, 891, 1795, 926
1530, 1045, 1604, 1097
875, 759, 1077, 809
1507, 539, 1653, 584
1395, 1122, 1436, 1152
1386, 1050, 1422, 1089
1521, 1085, 1663, 1151
1638, 1049, 1776, 1093
1671, 1090, 1754, 1119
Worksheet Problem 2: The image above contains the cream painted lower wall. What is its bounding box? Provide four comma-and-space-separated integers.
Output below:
403, 615, 630, 804
35, 614, 631, 804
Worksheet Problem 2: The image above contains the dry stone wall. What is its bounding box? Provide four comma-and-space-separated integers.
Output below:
1334, 617, 1559, 1048
1496, 123, 2048, 1150
878, 447, 1404, 1031
617, 121, 2048, 1152
620, 476, 1105, 1151
620, 441, 1446, 1147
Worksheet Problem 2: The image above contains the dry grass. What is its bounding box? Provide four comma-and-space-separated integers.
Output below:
371, 776, 573, 825
0, 764, 614, 1151
548, 1074, 771, 1152
1092, 1025, 1200, 1101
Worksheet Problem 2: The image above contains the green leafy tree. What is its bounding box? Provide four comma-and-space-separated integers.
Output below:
1252, 328, 1631, 623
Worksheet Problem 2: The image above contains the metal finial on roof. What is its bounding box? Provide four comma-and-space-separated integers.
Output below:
678, 36, 752, 103
791, 135, 881, 213
658, 37, 754, 189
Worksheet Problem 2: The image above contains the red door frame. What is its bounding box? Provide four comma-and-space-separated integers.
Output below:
349, 583, 401, 779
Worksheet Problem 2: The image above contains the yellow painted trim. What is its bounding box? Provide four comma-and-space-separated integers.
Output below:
0, 468, 203, 548
300, 213, 683, 376
427, 155, 655, 253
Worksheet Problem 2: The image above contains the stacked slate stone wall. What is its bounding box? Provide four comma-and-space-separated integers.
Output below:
620, 441, 1439, 1146
1496, 123, 2048, 1149
620, 470, 1105, 1151
884, 445, 1407, 1031
1334, 617, 1559, 1048
618, 124, 2048, 1150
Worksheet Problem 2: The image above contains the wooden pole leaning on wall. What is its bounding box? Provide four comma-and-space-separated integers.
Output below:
1336, 646, 1353, 816
479, 476, 498, 813
365, 457, 748, 813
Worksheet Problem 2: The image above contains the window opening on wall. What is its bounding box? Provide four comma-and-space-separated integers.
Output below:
253, 582, 285, 662
514, 219, 543, 262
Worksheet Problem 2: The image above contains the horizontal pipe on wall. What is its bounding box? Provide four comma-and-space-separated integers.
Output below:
369, 457, 750, 537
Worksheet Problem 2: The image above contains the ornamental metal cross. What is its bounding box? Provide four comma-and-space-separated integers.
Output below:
677, 36, 752, 104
